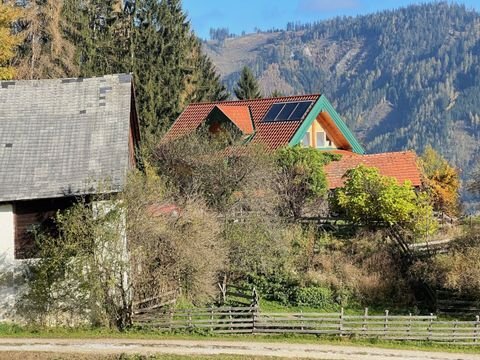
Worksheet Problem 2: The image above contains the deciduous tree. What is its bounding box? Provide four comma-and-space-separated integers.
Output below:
334, 165, 437, 236
0, 2, 22, 80
15, 0, 78, 79
419, 145, 460, 216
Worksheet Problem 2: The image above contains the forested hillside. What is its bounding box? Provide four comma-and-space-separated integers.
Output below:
204, 2, 480, 203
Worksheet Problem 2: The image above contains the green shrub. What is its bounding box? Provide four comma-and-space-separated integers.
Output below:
248, 273, 299, 305
294, 286, 334, 308
275, 145, 340, 218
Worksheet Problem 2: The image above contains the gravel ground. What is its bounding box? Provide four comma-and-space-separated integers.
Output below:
0, 338, 479, 360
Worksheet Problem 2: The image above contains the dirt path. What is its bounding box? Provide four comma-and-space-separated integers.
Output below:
0, 338, 479, 360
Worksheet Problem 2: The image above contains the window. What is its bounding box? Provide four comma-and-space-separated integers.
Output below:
302, 132, 310, 147
316, 131, 326, 148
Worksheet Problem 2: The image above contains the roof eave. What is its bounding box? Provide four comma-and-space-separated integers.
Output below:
288, 95, 365, 154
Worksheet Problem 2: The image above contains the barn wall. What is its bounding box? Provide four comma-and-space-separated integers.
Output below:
0, 203, 20, 321
14, 197, 75, 259
0, 204, 15, 262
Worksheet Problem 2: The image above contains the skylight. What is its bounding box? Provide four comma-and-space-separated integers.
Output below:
262, 101, 313, 122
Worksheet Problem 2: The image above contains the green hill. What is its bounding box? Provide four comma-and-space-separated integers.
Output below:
203, 2, 480, 206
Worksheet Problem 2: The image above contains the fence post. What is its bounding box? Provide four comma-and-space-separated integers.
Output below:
475, 316, 480, 343
362, 308, 368, 337
428, 313, 434, 341
453, 319, 458, 343
384, 310, 389, 338
407, 313, 412, 338
188, 309, 192, 329
300, 310, 304, 332
229, 308, 233, 331
339, 307, 344, 337
252, 306, 257, 334
210, 307, 214, 329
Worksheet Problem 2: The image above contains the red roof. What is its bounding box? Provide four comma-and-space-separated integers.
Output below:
324, 151, 422, 189
216, 105, 254, 135
164, 95, 320, 149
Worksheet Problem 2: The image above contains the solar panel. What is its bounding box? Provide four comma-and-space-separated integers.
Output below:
277, 102, 298, 120
288, 101, 312, 120
262, 101, 313, 122
263, 103, 284, 122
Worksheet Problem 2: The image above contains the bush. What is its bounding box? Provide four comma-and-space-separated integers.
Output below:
294, 286, 334, 308
248, 273, 300, 305
275, 145, 340, 218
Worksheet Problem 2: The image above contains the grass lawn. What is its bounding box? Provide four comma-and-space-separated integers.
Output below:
0, 323, 479, 355
257, 299, 420, 316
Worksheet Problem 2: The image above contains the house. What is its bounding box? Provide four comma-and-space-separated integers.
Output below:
0, 74, 140, 262
163, 94, 422, 188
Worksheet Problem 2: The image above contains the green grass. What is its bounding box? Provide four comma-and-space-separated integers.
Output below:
0, 323, 479, 354
258, 298, 428, 316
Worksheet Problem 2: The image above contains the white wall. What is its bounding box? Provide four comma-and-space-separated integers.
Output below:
0, 204, 18, 321
0, 204, 15, 262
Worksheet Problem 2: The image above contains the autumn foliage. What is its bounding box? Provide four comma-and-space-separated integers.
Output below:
0, 2, 22, 80
419, 145, 460, 217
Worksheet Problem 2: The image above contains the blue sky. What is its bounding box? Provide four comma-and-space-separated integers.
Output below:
183, 0, 480, 39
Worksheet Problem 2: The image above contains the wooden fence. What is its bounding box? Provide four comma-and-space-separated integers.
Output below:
133, 306, 480, 344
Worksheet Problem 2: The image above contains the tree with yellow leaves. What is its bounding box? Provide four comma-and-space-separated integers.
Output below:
0, 2, 22, 80
419, 145, 460, 217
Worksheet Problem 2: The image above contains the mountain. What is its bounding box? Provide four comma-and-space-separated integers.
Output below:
203, 3, 480, 205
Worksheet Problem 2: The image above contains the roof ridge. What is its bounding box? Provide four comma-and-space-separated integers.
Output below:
362, 150, 417, 157
186, 94, 322, 107
0, 73, 132, 84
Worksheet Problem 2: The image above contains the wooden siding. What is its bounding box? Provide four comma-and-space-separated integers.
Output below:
14, 197, 76, 259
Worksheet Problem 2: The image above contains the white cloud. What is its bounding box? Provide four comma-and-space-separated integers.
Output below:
298, 0, 360, 12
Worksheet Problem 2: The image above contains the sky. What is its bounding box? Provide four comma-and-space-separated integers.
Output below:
182, 0, 480, 39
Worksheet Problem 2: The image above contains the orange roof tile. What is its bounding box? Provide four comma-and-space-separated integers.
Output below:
324, 151, 422, 189
216, 105, 254, 135
164, 94, 320, 149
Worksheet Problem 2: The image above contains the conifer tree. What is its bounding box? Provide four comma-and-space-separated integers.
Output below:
133, 0, 227, 139
0, 2, 22, 80
234, 66, 262, 100
65, 0, 131, 77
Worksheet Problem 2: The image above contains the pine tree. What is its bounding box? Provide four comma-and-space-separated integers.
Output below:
188, 52, 229, 103
133, 0, 228, 139
15, 0, 78, 79
64, 0, 131, 77
234, 66, 262, 100
0, 2, 22, 80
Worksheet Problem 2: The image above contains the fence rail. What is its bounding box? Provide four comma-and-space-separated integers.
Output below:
133, 306, 480, 344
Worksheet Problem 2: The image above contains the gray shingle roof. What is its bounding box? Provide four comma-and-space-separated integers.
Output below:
0, 74, 133, 202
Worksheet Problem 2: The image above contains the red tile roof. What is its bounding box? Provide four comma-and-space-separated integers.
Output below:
164, 95, 320, 149
216, 105, 254, 135
324, 151, 422, 189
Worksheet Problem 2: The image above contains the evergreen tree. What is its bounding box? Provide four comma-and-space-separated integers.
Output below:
234, 66, 261, 100
270, 89, 284, 98
64, 0, 131, 77
188, 52, 229, 103
0, 2, 22, 80
133, 0, 228, 139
